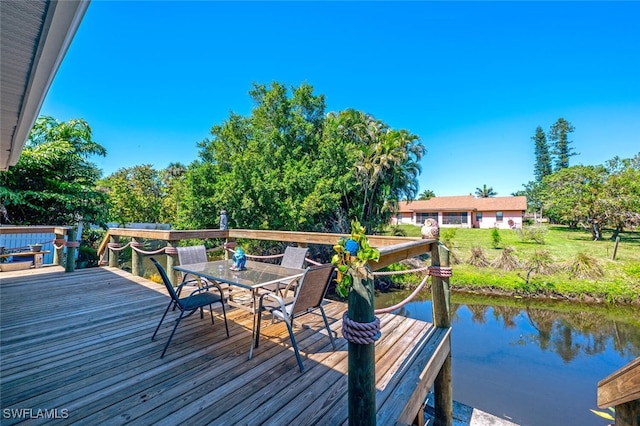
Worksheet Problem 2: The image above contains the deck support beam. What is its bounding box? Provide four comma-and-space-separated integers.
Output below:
432, 242, 452, 426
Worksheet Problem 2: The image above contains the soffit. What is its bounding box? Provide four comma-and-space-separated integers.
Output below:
0, 0, 89, 171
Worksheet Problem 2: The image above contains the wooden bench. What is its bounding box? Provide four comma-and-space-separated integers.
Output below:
0, 250, 50, 268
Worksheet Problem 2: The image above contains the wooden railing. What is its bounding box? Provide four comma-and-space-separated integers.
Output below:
597, 357, 640, 426
0, 226, 74, 271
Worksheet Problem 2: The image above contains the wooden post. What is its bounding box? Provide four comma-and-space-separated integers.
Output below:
431, 240, 452, 426
166, 240, 178, 285
348, 268, 376, 426
612, 236, 620, 261
53, 231, 65, 266
108, 236, 119, 268
65, 229, 77, 273
131, 237, 143, 277
615, 401, 639, 426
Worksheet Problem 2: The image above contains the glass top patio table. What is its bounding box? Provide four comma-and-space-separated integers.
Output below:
173, 259, 305, 360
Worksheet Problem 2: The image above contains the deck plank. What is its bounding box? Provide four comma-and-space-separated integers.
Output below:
0, 266, 450, 425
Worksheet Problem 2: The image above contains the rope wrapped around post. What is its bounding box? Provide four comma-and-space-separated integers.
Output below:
342, 313, 381, 344
164, 246, 178, 255
65, 241, 80, 248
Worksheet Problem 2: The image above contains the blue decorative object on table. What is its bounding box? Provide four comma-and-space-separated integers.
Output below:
231, 247, 246, 271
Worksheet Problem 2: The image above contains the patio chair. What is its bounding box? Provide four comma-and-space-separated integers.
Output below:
150, 257, 229, 358
253, 263, 336, 373
261, 246, 309, 297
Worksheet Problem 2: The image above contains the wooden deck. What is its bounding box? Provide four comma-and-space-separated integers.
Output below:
0, 266, 450, 425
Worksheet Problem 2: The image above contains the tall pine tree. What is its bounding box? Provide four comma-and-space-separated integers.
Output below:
532, 126, 552, 181
548, 118, 576, 171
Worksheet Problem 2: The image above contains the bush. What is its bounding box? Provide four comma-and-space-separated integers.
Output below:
491, 228, 502, 249
520, 224, 548, 244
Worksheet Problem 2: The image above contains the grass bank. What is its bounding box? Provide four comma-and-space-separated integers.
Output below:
385, 224, 640, 305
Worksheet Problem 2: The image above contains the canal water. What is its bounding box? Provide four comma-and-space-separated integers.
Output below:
375, 290, 640, 426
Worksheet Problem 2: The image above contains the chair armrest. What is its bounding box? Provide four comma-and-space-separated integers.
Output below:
258, 291, 288, 317
188, 281, 226, 300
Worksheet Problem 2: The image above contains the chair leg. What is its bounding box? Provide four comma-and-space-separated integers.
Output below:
320, 306, 336, 350
284, 319, 304, 373
152, 301, 173, 341
161, 311, 184, 358
219, 299, 229, 337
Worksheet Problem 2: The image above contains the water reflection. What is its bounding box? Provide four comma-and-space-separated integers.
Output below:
374, 290, 640, 426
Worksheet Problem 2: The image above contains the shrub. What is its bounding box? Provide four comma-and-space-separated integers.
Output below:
520, 224, 548, 244
467, 246, 490, 267
492, 247, 520, 271
390, 226, 407, 237
491, 227, 502, 249
569, 251, 604, 280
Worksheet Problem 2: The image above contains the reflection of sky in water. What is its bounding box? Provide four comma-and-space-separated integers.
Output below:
383, 299, 639, 426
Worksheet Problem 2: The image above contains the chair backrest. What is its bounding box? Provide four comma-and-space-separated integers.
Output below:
177, 245, 208, 282
291, 264, 334, 317
281, 246, 308, 269
177, 245, 208, 265
150, 257, 180, 303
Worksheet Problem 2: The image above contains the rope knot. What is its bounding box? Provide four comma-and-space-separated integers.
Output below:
107, 242, 121, 249
164, 246, 178, 255
342, 312, 381, 344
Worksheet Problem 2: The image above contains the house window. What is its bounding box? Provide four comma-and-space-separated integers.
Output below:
416, 212, 438, 224
496, 211, 503, 222
442, 212, 468, 225
476, 212, 482, 222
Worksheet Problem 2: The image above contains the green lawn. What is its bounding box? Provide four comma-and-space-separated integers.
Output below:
386, 224, 640, 304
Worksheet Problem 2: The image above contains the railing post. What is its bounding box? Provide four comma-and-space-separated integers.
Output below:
348, 268, 376, 426
165, 241, 178, 286
131, 237, 143, 277
431, 240, 452, 426
108, 236, 120, 268
65, 229, 77, 273
53, 231, 66, 266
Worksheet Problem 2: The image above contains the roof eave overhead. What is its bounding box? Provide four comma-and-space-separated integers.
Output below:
0, 0, 89, 171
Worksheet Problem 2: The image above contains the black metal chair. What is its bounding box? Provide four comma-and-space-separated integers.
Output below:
150, 257, 229, 358
253, 264, 336, 373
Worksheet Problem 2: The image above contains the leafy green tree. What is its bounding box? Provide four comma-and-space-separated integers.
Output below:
514, 180, 546, 219
602, 154, 640, 238
418, 189, 435, 200
100, 164, 163, 225
0, 116, 108, 226
474, 184, 497, 198
542, 165, 607, 239
548, 118, 577, 171
324, 108, 424, 231
159, 162, 187, 224
182, 82, 339, 232
532, 126, 552, 181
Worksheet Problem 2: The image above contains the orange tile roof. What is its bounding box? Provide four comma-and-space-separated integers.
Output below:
398, 195, 527, 212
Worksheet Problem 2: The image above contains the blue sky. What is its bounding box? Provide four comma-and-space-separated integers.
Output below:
41, 1, 640, 197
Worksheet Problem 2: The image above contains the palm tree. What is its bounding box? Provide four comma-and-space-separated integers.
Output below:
418, 189, 435, 200
475, 184, 497, 198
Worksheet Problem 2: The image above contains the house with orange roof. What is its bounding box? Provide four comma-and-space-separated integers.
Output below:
393, 195, 527, 229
